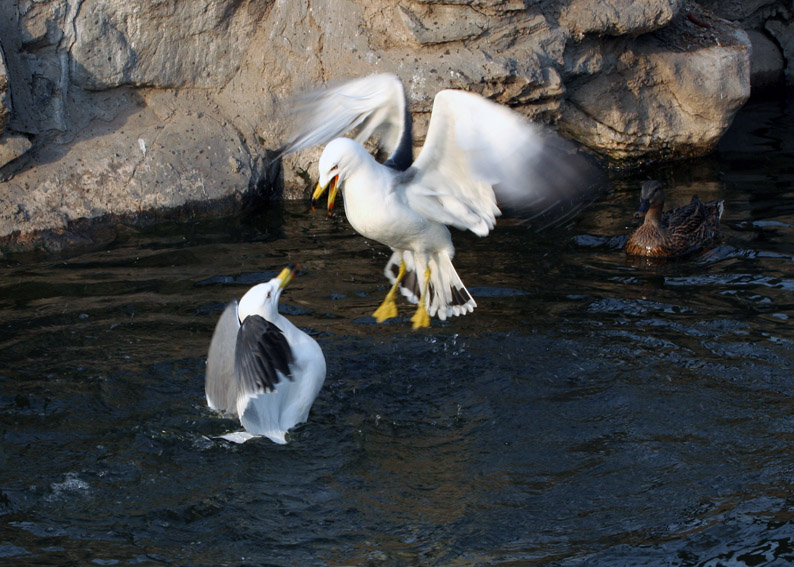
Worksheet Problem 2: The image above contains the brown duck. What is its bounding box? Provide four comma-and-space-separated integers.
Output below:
625, 180, 724, 257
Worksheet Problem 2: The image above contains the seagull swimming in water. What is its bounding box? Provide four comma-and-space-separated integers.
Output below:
280, 73, 601, 329
205, 266, 326, 444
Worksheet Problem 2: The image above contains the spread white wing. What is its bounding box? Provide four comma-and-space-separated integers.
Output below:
280, 73, 412, 168
405, 90, 602, 236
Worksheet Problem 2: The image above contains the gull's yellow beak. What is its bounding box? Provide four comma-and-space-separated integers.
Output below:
312, 175, 339, 217
311, 182, 325, 210
277, 264, 298, 290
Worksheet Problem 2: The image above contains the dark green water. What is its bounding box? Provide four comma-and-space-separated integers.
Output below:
1, 96, 794, 566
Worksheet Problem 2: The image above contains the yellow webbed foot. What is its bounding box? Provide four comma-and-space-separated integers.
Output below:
373, 259, 407, 323
373, 296, 399, 323
410, 303, 431, 330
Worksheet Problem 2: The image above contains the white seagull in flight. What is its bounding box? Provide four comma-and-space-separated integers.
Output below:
280, 73, 601, 329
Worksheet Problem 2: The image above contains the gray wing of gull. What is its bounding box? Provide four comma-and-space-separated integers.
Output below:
205, 300, 241, 416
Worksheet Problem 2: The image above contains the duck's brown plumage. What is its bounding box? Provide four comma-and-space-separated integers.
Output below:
625, 180, 724, 257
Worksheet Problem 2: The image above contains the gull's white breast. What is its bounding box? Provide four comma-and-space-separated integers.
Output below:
342, 167, 450, 253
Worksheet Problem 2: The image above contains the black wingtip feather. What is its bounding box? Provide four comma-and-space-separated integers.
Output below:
235, 315, 294, 394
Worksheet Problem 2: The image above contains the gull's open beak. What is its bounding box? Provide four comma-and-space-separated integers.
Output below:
277, 264, 298, 290
312, 175, 339, 217
311, 182, 325, 210
327, 175, 339, 216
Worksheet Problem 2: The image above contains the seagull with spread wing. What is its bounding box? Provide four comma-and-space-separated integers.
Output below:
280, 73, 601, 329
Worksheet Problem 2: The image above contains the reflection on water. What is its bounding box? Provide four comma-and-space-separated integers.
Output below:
2, 96, 794, 566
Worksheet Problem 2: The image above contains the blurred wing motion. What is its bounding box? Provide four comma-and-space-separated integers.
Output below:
280, 73, 413, 170
407, 90, 602, 233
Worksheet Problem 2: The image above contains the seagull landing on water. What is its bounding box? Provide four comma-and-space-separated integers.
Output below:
205, 266, 326, 444
279, 73, 602, 329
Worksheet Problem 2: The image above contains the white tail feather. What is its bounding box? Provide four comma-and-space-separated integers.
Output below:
427, 253, 476, 319
383, 250, 476, 319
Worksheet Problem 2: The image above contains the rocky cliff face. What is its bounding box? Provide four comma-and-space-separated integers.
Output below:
0, 0, 783, 252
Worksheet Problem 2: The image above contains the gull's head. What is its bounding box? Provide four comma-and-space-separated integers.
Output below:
238, 265, 296, 322
313, 138, 366, 215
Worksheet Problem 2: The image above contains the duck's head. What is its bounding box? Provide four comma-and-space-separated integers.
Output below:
635, 180, 665, 218
238, 265, 297, 322
312, 138, 367, 215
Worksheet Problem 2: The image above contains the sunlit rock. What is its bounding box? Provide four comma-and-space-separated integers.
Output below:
0, 0, 764, 249
0, 133, 32, 169
559, 6, 751, 161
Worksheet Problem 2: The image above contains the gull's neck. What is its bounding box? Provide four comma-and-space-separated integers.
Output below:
340, 143, 393, 191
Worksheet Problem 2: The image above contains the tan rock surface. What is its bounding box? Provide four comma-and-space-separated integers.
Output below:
0, 0, 759, 252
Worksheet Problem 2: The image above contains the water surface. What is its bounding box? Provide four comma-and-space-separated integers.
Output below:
1, 96, 794, 566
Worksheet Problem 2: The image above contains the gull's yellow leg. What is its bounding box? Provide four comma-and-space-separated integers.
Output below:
373, 261, 406, 322
411, 267, 432, 330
